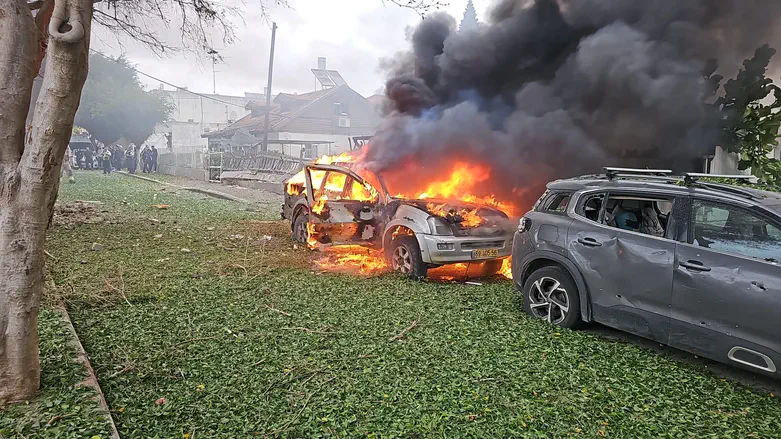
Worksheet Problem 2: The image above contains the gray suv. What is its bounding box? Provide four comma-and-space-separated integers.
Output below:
512, 168, 781, 377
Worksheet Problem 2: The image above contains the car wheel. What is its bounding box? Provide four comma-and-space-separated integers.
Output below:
523, 266, 581, 329
389, 236, 427, 280
292, 211, 309, 244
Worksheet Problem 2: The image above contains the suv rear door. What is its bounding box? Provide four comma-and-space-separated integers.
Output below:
671, 198, 781, 375
569, 190, 682, 343
304, 164, 384, 246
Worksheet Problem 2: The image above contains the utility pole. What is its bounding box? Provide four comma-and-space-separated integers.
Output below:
261, 22, 277, 153
212, 56, 217, 94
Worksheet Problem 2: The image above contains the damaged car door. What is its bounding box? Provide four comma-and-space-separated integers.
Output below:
569, 191, 679, 343
671, 198, 781, 375
304, 164, 383, 246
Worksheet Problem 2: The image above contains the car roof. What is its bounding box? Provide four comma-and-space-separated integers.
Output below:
548, 175, 781, 213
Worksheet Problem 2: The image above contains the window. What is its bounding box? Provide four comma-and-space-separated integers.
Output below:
603, 194, 674, 238
542, 192, 571, 213
318, 171, 348, 199
692, 200, 781, 262
577, 193, 605, 222
345, 178, 377, 202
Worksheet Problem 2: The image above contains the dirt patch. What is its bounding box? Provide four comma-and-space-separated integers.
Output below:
52, 201, 118, 229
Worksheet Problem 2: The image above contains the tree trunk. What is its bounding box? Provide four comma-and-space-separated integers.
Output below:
0, 0, 92, 405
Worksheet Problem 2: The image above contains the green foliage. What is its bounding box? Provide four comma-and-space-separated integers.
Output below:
0, 309, 112, 438
38, 172, 781, 438
712, 44, 781, 185
75, 53, 173, 146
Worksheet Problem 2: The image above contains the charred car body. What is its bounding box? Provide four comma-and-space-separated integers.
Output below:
283, 163, 514, 278
513, 168, 781, 377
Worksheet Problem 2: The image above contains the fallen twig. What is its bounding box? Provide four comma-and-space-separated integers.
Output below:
46, 414, 70, 426
253, 359, 266, 366
389, 317, 420, 342
107, 364, 136, 379
104, 266, 132, 307
265, 304, 292, 317
44, 250, 58, 262
171, 336, 219, 348
281, 327, 336, 335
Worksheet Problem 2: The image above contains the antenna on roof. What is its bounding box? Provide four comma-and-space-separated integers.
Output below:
683, 173, 759, 185
604, 167, 672, 180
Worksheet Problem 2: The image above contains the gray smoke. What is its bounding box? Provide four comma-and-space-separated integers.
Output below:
366, 0, 781, 204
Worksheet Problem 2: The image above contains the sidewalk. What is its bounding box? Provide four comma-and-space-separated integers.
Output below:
119, 172, 284, 205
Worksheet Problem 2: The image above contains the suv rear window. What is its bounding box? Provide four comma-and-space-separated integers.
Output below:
540, 192, 572, 213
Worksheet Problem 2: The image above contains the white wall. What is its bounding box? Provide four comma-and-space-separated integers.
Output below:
709, 145, 781, 175
162, 89, 251, 125
155, 89, 255, 153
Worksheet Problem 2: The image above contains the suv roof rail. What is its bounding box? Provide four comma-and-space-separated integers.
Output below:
683, 172, 759, 185
604, 167, 673, 180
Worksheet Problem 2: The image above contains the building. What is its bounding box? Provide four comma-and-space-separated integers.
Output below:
150, 88, 260, 153
203, 84, 381, 158
706, 145, 781, 175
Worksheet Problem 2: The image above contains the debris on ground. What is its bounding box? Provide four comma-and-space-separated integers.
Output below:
181, 248, 192, 253
151, 204, 169, 210
90, 243, 104, 252
154, 234, 163, 239
207, 227, 215, 231
52, 201, 110, 229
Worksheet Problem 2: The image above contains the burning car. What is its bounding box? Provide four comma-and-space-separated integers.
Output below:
282, 159, 514, 279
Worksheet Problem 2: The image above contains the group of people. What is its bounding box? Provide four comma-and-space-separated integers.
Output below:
97, 144, 158, 175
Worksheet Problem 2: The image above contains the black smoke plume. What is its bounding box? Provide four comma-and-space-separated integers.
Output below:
366, 0, 781, 205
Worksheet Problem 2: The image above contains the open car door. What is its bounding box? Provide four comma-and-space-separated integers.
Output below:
304, 164, 384, 246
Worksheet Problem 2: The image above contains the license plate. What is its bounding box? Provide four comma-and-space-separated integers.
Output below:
472, 249, 499, 259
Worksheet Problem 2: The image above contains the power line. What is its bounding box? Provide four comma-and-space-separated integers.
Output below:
89, 48, 249, 109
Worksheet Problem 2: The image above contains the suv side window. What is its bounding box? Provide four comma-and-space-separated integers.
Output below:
602, 193, 675, 238
691, 199, 781, 262
541, 192, 572, 213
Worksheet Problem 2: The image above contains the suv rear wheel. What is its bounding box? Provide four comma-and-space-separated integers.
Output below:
388, 236, 427, 280
523, 266, 581, 329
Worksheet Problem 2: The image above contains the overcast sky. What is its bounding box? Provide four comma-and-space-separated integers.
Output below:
91, 0, 492, 98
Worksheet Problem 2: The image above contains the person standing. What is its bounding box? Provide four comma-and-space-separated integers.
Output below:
151, 145, 158, 173
84, 147, 94, 170
125, 148, 135, 173
96, 144, 104, 171
142, 146, 153, 173
62, 146, 75, 182
102, 147, 112, 174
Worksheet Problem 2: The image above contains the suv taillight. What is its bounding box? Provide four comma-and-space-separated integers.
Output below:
518, 217, 531, 233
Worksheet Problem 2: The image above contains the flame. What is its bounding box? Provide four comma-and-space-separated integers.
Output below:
393, 162, 519, 217
426, 202, 485, 227
499, 257, 512, 279
313, 245, 388, 275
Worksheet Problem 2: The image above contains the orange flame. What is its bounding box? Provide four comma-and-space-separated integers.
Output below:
313, 245, 388, 275
499, 257, 512, 279
394, 162, 518, 217
426, 202, 485, 228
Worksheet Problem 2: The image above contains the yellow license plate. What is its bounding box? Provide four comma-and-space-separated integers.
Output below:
472, 249, 499, 259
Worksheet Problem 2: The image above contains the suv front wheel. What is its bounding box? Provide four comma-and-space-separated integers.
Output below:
523, 266, 581, 329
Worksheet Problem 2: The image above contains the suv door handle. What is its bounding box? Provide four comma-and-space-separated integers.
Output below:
680, 260, 711, 272
577, 237, 602, 247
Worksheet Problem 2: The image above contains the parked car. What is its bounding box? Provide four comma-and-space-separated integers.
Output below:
282, 163, 514, 279
512, 168, 781, 377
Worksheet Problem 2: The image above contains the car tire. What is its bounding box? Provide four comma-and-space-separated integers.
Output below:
292, 211, 309, 244
388, 236, 428, 280
482, 259, 504, 276
523, 266, 581, 329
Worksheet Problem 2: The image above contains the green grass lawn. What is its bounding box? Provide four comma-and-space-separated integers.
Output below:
32, 171, 781, 437
0, 308, 112, 439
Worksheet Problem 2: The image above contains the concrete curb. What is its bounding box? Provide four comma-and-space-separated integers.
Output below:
56, 300, 121, 439
118, 171, 252, 204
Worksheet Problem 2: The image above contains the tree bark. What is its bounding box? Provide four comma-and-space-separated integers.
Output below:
0, 0, 92, 405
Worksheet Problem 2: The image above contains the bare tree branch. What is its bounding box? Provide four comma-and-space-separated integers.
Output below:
384, 0, 448, 16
